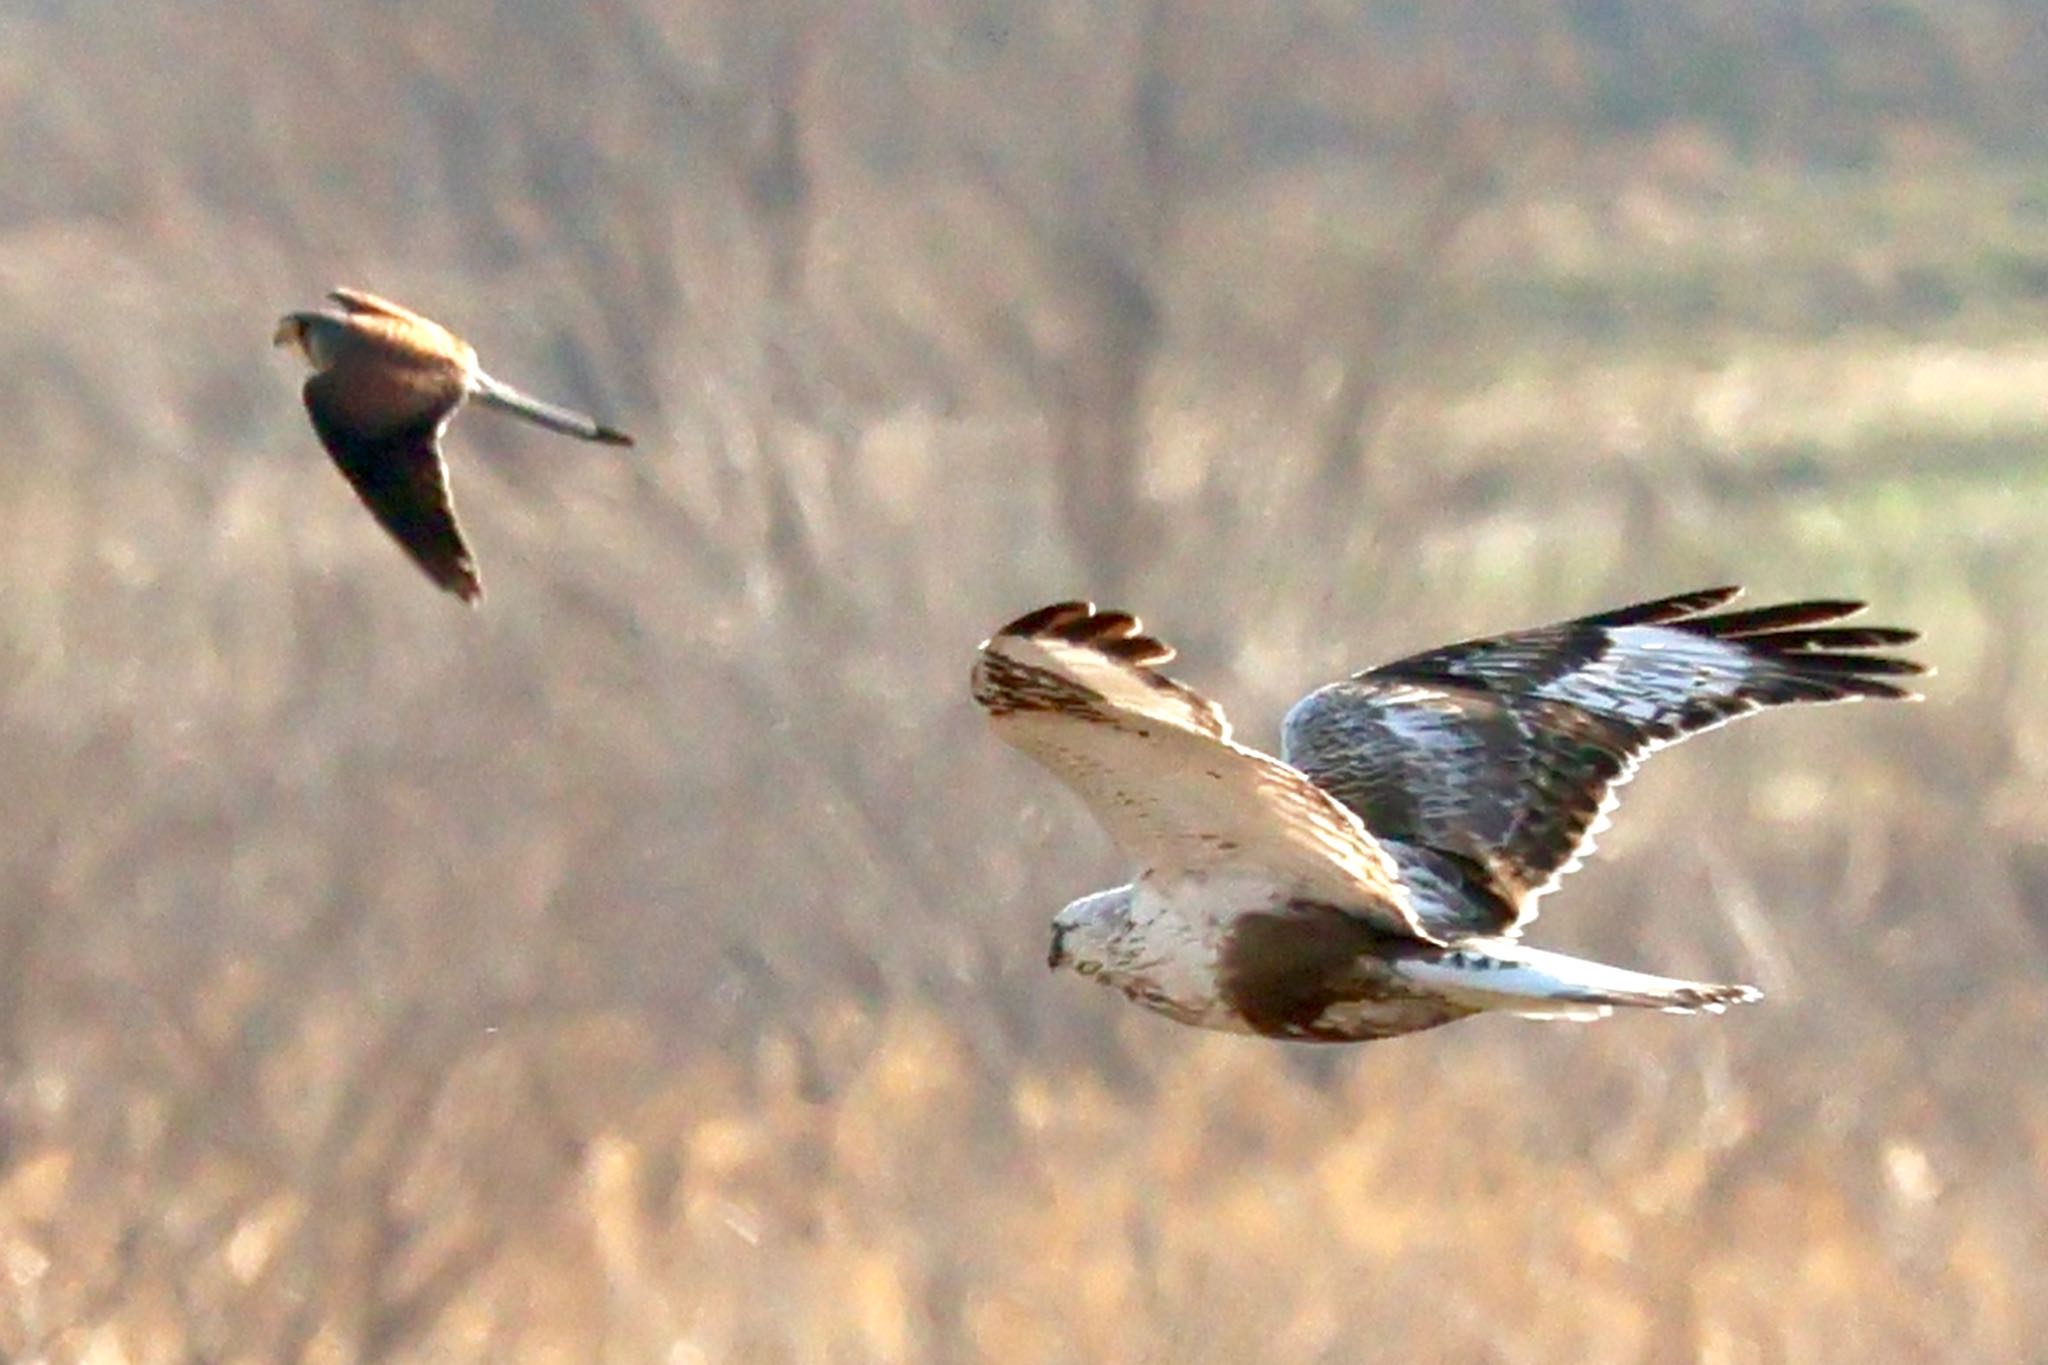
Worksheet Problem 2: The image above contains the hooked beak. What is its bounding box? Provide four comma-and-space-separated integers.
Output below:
272, 317, 301, 350
1047, 923, 1069, 971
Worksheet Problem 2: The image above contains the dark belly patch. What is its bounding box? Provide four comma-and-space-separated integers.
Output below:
1218, 904, 1477, 1042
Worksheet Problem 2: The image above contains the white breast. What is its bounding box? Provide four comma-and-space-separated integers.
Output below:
1109, 873, 1289, 1030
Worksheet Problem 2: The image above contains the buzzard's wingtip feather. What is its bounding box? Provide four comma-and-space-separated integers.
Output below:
993, 602, 1180, 665
996, 601, 1096, 640
1581, 584, 1743, 627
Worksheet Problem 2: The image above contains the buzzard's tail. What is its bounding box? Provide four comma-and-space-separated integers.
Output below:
1395, 941, 1760, 1021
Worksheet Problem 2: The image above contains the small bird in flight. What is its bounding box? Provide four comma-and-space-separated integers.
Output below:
275, 288, 633, 604
973, 588, 1926, 1042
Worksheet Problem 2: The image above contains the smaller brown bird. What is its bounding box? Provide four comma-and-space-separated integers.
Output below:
274, 287, 633, 604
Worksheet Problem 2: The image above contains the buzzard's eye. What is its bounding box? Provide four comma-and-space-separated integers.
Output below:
1077, 962, 1100, 976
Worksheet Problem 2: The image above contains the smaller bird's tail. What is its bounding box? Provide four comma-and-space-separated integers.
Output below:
471, 370, 634, 446
1393, 940, 1761, 1022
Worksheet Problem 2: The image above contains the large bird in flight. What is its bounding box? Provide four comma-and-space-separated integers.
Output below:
972, 588, 1925, 1041
275, 288, 633, 603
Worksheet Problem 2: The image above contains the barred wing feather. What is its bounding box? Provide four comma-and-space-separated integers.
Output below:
1282, 587, 1926, 931
975, 603, 1430, 942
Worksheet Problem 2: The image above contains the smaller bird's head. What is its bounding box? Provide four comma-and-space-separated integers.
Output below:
1048, 886, 1133, 978
272, 311, 343, 370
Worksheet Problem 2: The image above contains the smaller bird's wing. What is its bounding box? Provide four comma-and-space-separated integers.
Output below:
1282, 587, 1927, 931
303, 371, 480, 603
975, 603, 1431, 941
326, 287, 439, 328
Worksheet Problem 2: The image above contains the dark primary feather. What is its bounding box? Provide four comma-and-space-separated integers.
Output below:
1282, 587, 1927, 930
1373, 587, 1926, 702
975, 601, 1221, 737
304, 377, 480, 604
1577, 585, 1744, 626
991, 601, 1178, 665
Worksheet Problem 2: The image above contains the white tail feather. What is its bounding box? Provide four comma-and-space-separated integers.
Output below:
1395, 941, 1761, 1020
470, 370, 634, 446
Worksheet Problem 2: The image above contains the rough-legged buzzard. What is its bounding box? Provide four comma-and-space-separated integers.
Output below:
972, 589, 1924, 1041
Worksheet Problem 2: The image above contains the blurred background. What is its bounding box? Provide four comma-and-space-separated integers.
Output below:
1, 1, 2043, 1360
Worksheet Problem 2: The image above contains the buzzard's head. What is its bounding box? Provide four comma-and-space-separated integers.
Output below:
1047, 886, 1133, 978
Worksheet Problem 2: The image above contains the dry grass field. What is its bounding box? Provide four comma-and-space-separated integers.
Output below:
1, 2, 2045, 1360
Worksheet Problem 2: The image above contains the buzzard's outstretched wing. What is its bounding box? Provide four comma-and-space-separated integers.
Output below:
1281, 587, 1926, 931
975, 603, 1432, 942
